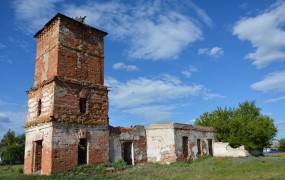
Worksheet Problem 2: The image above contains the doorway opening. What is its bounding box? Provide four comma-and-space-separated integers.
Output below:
122, 142, 132, 165
78, 138, 87, 165
33, 140, 43, 173
197, 139, 201, 156
208, 139, 213, 156
182, 136, 188, 159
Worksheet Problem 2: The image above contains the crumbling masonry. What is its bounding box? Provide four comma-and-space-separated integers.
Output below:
24, 13, 215, 175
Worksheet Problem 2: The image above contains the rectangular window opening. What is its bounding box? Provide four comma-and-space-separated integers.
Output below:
79, 98, 87, 114
37, 99, 42, 116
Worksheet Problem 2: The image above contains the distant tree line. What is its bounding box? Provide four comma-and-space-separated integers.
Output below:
195, 101, 277, 155
0, 130, 25, 165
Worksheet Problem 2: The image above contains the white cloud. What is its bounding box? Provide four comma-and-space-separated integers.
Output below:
125, 105, 174, 122
0, 99, 17, 106
251, 71, 285, 92
198, 46, 224, 58
275, 120, 285, 125
187, 1, 213, 28
233, 1, 285, 68
63, 1, 203, 60
106, 75, 223, 121
13, 0, 61, 33
181, 65, 198, 78
113, 62, 138, 71
13, 1, 210, 60
265, 96, 285, 103
0, 112, 26, 139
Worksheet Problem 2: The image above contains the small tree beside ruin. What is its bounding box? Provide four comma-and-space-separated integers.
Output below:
195, 101, 277, 154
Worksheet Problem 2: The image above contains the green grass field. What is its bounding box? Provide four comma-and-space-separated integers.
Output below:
1, 153, 285, 180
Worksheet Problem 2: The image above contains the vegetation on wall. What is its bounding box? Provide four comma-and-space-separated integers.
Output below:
195, 101, 277, 152
0, 130, 25, 165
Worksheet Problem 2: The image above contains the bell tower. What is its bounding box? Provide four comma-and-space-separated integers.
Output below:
24, 13, 109, 175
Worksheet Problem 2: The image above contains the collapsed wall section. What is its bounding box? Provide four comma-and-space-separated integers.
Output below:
174, 125, 215, 161
109, 126, 147, 164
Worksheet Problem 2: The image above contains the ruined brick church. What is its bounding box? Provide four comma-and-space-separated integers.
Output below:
24, 14, 215, 175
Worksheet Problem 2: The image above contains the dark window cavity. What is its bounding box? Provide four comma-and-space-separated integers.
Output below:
37, 99, 42, 116
79, 98, 87, 114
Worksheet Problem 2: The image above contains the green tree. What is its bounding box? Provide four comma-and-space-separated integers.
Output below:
195, 101, 277, 154
0, 130, 25, 165
195, 107, 233, 141
279, 139, 285, 152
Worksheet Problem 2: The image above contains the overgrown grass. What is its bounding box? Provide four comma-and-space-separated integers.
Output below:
1, 153, 285, 180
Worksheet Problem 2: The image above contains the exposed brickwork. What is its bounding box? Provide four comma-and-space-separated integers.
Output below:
24, 13, 109, 175
34, 19, 60, 87
34, 14, 105, 88
58, 18, 105, 85
51, 123, 109, 173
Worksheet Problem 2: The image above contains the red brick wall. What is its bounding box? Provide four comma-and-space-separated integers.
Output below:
57, 17, 105, 85
33, 15, 105, 88
25, 14, 109, 175
88, 131, 109, 164
34, 19, 60, 87
53, 79, 109, 125
51, 124, 109, 173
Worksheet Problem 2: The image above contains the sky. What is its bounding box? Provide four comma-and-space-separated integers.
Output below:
0, 0, 285, 139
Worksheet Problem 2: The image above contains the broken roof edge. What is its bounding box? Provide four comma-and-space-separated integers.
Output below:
146, 122, 215, 132
109, 125, 145, 134
34, 13, 108, 38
